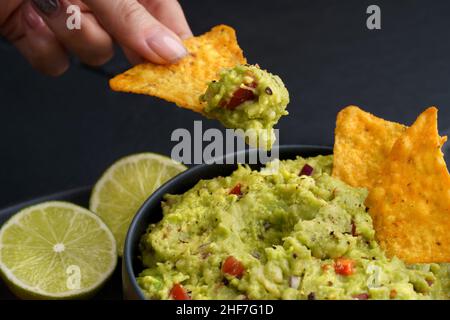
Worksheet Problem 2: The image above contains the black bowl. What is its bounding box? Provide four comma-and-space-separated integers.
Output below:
122, 145, 332, 300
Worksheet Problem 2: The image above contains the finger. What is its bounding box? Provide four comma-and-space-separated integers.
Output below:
0, 0, 22, 27
30, 0, 114, 66
122, 46, 146, 65
139, 0, 193, 39
4, 2, 69, 76
83, 0, 188, 64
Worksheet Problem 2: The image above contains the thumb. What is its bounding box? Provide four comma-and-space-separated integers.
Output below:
83, 0, 188, 64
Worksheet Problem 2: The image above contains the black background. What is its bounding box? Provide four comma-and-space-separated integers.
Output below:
1, 0, 450, 208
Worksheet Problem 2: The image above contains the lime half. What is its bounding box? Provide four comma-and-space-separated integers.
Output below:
0, 201, 117, 299
89, 153, 187, 256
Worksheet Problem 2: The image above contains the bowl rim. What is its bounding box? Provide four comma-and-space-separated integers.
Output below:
123, 144, 332, 300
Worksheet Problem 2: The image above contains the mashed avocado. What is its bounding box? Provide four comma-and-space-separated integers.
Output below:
201, 65, 289, 149
137, 155, 450, 300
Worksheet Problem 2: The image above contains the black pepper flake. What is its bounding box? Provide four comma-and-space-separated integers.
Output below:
265, 87, 273, 95
222, 278, 229, 286
351, 221, 357, 237
307, 292, 316, 300
293, 253, 298, 259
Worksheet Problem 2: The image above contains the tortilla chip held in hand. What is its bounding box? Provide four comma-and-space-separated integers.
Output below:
332, 106, 407, 189
365, 107, 450, 263
110, 25, 247, 112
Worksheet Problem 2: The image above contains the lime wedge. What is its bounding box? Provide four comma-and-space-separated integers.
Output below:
89, 153, 187, 255
0, 201, 117, 299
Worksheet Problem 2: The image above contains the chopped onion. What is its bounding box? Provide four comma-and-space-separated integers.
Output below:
299, 164, 314, 176
289, 276, 300, 289
366, 264, 383, 288
353, 293, 369, 300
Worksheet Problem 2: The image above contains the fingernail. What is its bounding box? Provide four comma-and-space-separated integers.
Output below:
23, 4, 45, 29
146, 28, 188, 63
31, 0, 60, 17
180, 32, 193, 40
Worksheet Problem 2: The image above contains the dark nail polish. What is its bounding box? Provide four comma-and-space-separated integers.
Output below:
31, 0, 60, 16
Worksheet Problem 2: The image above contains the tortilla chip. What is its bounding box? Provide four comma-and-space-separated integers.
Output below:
332, 106, 407, 189
110, 25, 247, 112
366, 107, 450, 263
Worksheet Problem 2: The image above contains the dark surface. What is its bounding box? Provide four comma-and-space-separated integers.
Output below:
1, 0, 450, 207
0, 187, 123, 300
123, 145, 332, 300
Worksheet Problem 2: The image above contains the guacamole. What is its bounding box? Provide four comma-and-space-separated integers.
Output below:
201, 65, 289, 149
137, 156, 450, 300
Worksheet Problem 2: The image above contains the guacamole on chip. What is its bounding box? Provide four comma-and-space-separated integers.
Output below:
201, 64, 289, 149
137, 156, 449, 300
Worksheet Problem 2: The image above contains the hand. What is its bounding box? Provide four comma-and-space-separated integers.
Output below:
0, 0, 192, 76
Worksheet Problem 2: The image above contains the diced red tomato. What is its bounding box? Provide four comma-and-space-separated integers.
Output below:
229, 183, 242, 196
170, 283, 191, 300
222, 82, 257, 110
389, 289, 397, 299
334, 258, 355, 276
222, 256, 245, 278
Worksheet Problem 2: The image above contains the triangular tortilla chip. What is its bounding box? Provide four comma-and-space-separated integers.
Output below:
366, 107, 450, 263
110, 25, 246, 112
332, 106, 407, 189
